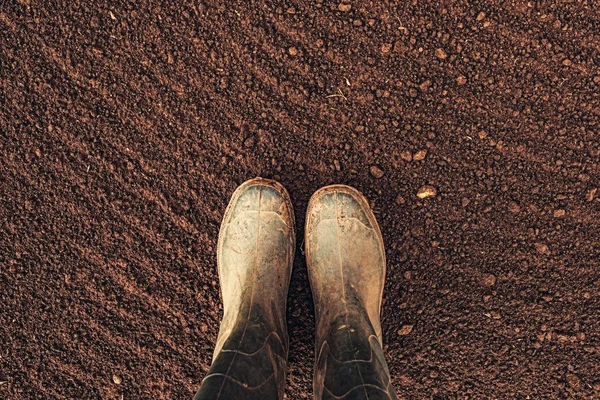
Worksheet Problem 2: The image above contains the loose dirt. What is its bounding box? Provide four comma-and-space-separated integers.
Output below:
1, 1, 599, 398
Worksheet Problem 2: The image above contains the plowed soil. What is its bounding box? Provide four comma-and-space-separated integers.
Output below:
2, 0, 600, 398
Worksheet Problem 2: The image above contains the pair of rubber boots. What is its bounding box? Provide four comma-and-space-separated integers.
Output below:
194, 178, 396, 399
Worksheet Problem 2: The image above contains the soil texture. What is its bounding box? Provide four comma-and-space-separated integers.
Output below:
1, 0, 600, 398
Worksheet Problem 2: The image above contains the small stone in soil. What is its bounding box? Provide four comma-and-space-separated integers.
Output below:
338, 3, 351, 12
399, 375, 415, 386
288, 47, 298, 56
244, 137, 255, 148
397, 325, 414, 335
481, 273, 496, 287
553, 209, 565, 217
435, 48, 447, 59
413, 149, 427, 161
417, 185, 437, 199
586, 188, 597, 202
395, 194, 405, 205
112, 375, 122, 385
400, 151, 412, 161
566, 373, 581, 389
370, 165, 384, 178
534, 242, 550, 255
456, 75, 467, 85
509, 202, 521, 213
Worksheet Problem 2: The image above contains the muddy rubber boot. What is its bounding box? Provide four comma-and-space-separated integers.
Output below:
305, 185, 397, 400
194, 178, 295, 400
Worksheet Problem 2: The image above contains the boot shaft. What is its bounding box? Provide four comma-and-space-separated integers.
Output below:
305, 185, 396, 400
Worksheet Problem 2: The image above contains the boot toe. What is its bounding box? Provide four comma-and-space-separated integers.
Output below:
226, 178, 294, 226
306, 185, 374, 232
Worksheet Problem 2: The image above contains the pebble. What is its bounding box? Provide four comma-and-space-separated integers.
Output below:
508, 202, 521, 213
417, 185, 437, 199
338, 3, 352, 12
566, 373, 581, 389
435, 48, 447, 60
397, 325, 414, 335
370, 165, 384, 178
112, 375, 122, 385
587, 188, 597, 202
399, 375, 415, 386
419, 80, 431, 91
456, 75, 467, 85
381, 43, 392, 54
477, 130, 488, 139
244, 136, 255, 148
400, 151, 412, 161
476, 11, 486, 21
288, 47, 298, 56
534, 242, 550, 255
413, 149, 427, 161
395, 194, 406, 205
333, 159, 341, 171
481, 273, 496, 287
553, 209, 565, 217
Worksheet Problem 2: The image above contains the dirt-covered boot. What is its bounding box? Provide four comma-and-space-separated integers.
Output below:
305, 185, 397, 400
194, 178, 295, 400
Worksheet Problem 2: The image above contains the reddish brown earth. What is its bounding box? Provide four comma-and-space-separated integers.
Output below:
2, 0, 600, 398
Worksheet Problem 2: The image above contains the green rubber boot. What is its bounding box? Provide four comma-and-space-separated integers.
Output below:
305, 185, 397, 400
194, 178, 295, 400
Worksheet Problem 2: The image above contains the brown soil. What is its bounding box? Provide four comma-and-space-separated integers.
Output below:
1, 1, 600, 398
